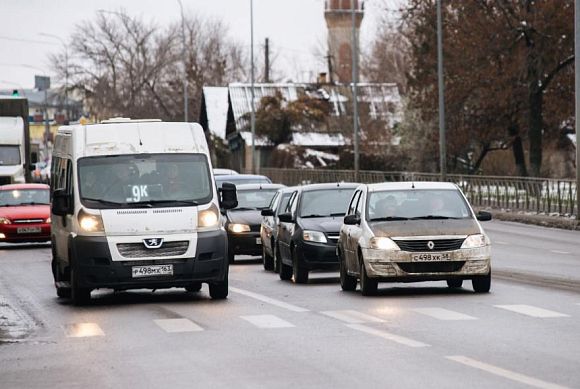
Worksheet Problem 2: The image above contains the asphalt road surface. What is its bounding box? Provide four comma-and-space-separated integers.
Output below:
0, 220, 579, 389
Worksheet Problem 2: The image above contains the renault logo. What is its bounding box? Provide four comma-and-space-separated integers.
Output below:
427, 241, 435, 250
143, 238, 164, 249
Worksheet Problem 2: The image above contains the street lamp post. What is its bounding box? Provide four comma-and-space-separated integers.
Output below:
177, 0, 188, 123
575, 0, 580, 220
437, 0, 447, 181
351, 0, 360, 182
250, 0, 257, 174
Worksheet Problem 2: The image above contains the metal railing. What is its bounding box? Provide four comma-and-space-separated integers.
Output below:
256, 168, 578, 217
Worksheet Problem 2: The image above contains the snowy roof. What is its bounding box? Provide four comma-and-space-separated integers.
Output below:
239, 131, 271, 147
202, 87, 229, 139
292, 132, 345, 147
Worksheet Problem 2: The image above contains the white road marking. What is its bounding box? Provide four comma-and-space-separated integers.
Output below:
412, 307, 477, 321
65, 323, 105, 338
240, 314, 294, 329
346, 324, 429, 348
321, 310, 385, 324
494, 305, 570, 318
230, 287, 309, 312
154, 318, 203, 333
550, 250, 570, 255
446, 355, 570, 389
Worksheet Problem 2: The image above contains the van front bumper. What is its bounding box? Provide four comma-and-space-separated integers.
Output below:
70, 230, 228, 290
362, 246, 491, 281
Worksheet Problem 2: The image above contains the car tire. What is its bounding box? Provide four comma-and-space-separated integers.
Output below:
339, 250, 357, 291
209, 268, 228, 300
359, 260, 377, 296
446, 279, 463, 288
185, 282, 202, 293
279, 251, 293, 281
274, 243, 281, 274
472, 272, 491, 293
292, 247, 308, 284
262, 245, 274, 271
52, 256, 71, 298
71, 266, 91, 306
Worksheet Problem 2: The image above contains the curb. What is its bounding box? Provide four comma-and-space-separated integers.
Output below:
494, 270, 580, 294
475, 208, 580, 231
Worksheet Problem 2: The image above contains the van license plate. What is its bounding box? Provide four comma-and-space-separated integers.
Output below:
132, 264, 173, 278
17, 227, 41, 234
411, 253, 450, 262
256, 238, 262, 245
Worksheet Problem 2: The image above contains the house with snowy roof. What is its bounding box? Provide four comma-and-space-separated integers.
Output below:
199, 82, 401, 172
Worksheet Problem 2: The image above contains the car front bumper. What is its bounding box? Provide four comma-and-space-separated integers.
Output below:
0, 223, 51, 243
362, 246, 491, 281
296, 240, 339, 270
228, 231, 262, 256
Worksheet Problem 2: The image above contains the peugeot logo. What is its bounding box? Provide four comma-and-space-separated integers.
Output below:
427, 241, 435, 250
143, 238, 164, 249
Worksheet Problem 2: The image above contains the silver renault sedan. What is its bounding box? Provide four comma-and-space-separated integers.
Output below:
337, 182, 492, 296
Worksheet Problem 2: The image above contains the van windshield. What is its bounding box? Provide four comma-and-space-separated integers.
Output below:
0, 146, 21, 165
78, 153, 212, 208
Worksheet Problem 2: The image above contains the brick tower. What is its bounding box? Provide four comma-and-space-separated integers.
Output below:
324, 0, 364, 84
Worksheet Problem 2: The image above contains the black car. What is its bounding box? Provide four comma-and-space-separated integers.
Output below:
225, 183, 285, 263
260, 186, 299, 272
276, 182, 358, 283
215, 174, 271, 189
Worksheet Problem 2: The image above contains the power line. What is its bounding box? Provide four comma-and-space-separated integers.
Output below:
0, 35, 59, 46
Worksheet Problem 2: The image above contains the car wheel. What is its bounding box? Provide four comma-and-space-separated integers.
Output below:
262, 244, 274, 271
472, 272, 491, 293
274, 243, 281, 274
209, 267, 228, 300
339, 250, 357, 291
52, 256, 71, 298
292, 247, 308, 284
359, 260, 377, 296
279, 250, 293, 281
446, 279, 463, 288
185, 282, 202, 293
71, 266, 91, 306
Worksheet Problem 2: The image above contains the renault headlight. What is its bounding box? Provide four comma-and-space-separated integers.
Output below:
78, 209, 104, 233
0, 217, 11, 225
228, 223, 250, 233
303, 230, 327, 243
461, 234, 490, 249
198, 204, 219, 229
369, 237, 400, 251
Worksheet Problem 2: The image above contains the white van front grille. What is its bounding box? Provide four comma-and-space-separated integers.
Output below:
117, 210, 148, 215
117, 241, 189, 258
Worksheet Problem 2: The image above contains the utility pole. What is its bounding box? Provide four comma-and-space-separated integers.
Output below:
177, 0, 188, 122
351, 0, 360, 181
264, 38, 270, 83
250, 0, 257, 174
437, 0, 447, 181
575, 0, 580, 220
326, 53, 334, 84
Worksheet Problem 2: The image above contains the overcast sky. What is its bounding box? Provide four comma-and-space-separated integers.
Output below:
0, 0, 392, 89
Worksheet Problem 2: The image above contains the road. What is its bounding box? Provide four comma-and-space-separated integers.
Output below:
0, 220, 579, 389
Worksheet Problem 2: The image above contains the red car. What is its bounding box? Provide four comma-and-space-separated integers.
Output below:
0, 183, 51, 243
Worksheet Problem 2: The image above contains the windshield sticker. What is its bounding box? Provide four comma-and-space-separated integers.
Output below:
127, 185, 149, 202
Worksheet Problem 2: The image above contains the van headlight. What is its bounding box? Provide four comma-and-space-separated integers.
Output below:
78, 209, 104, 233
303, 230, 327, 243
198, 204, 219, 229
228, 223, 250, 233
369, 237, 400, 251
461, 234, 490, 249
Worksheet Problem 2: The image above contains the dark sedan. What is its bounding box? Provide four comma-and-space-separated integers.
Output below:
225, 183, 285, 263
277, 183, 358, 283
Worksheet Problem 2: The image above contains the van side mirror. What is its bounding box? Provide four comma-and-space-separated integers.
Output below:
476, 211, 492, 222
219, 182, 238, 210
278, 212, 294, 223
261, 208, 274, 217
52, 189, 72, 216
344, 214, 361, 225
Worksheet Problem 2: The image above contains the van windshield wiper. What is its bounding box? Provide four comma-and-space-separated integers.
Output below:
18, 202, 50, 206
370, 216, 409, 221
82, 197, 124, 206
410, 215, 460, 220
129, 199, 199, 207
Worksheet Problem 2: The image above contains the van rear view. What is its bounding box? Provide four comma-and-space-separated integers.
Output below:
50, 119, 237, 304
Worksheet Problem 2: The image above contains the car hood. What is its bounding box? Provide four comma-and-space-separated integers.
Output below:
370, 218, 481, 237
0, 204, 50, 220
227, 209, 263, 226
299, 217, 343, 234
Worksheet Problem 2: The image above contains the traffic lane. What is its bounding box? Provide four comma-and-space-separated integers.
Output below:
229, 264, 580, 388
0, 249, 511, 389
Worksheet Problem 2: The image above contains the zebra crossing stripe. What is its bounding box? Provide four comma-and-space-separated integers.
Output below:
321, 310, 385, 324
494, 305, 570, 318
240, 314, 294, 329
154, 318, 204, 333
412, 307, 477, 321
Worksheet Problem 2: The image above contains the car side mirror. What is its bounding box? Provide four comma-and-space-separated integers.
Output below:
219, 182, 238, 210
476, 211, 492, 222
278, 212, 294, 223
261, 208, 274, 217
52, 189, 72, 216
344, 214, 361, 225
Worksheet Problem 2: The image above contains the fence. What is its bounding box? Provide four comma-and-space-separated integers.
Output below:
256, 168, 578, 217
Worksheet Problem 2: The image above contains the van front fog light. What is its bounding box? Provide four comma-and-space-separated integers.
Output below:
78, 209, 104, 233
198, 204, 219, 229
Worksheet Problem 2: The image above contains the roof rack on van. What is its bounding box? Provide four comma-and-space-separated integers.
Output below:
99, 117, 162, 124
